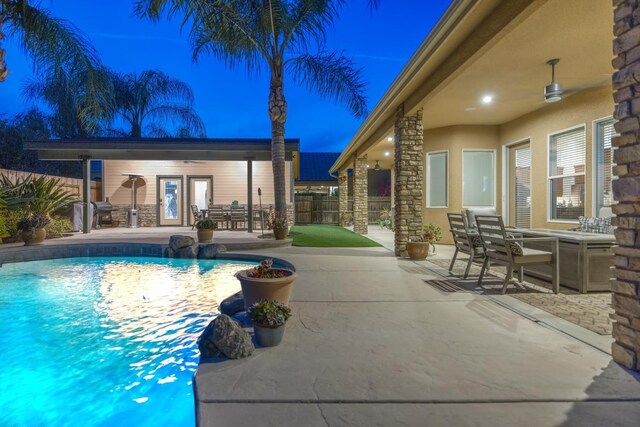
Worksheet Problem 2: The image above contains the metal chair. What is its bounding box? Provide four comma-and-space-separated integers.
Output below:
447, 213, 485, 278
475, 215, 559, 294
230, 205, 247, 229
190, 204, 204, 230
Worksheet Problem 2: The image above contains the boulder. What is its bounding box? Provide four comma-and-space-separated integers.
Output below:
219, 291, 245, 316
213, 314, 254, 359
173, 244, 198, 259
197, 319, 224, 358
169, 235, 196, 252
198, 243, 227, 259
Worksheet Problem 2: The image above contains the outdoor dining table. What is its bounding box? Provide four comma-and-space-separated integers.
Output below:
200, 207, 268, 230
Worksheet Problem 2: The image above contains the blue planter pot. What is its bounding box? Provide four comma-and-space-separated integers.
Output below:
253, 324, 286, 347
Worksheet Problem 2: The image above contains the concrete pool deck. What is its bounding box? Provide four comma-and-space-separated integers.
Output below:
195, 244, 640, 426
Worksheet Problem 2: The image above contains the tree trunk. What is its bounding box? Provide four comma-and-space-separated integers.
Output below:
0, 15, 9, 82
269, 70, 288, 215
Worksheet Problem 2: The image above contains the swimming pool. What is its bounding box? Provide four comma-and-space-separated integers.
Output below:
0, 256, 256, 426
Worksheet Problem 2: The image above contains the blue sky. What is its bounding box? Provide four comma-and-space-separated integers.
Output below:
1, 0, 452, 152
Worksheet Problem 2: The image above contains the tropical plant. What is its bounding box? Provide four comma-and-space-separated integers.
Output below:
248, 299, 291, 327
195, 218, 217, 229
378, 208, 391, 229
0, 0, 109, 134
245, 258, 288, 279
107, 69, 206, 138
136, 0, 367, 221
265, 206, 287, 230
2, 174, 78, 216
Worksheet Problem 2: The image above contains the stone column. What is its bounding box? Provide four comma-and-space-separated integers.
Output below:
394, 104, 424, 257
338, 172, 349, 226
610, 0, 640, 372
353, 156, 369, 234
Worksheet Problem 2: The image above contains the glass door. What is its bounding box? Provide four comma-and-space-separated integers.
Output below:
187, 176, 213, 226
509, 143, 531, 228
158, 176, 183, 226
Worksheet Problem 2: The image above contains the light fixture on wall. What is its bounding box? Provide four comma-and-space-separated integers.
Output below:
544, 58, 563, 103
374, 160, 381, 170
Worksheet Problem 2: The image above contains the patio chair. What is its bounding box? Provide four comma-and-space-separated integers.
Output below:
209, 205, 227, 230
447, 213, 485, 278
190, 204, 204, 230
230, 205, 247, 229
475, 215, 559, 294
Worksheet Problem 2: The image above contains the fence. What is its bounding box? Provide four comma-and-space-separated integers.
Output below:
294, 194, 391, 225
0, 168, 102, 201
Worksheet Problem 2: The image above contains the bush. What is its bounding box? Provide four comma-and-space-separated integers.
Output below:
248, 299, 292, 327
45, 215, 72, 237
3, 209, 24, 240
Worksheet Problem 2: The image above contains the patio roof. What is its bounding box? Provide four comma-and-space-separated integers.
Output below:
24, 137, 300, 161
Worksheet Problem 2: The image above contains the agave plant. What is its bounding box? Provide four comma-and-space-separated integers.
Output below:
0, 174, 78, 216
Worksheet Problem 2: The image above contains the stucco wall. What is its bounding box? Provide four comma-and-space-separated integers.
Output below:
423, 125, 501, 244
499, 85, 613, 229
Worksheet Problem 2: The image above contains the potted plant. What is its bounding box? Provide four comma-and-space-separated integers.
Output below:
266, 207, 289, 240
195, 218, 217, 242
340, 212, 353, 227
248, 299, 292, 347
231, 200, 239, 207
235, 258, 297, 309
406, 223, 442, 260
378, 208, 392, 229
17, 214, 51, 245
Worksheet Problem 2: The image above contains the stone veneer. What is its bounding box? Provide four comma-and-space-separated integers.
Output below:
338, 174, 349, 226
353, 156, 368, 234
111, 204, 157, 227
394, 105, 424, 257
611, 0, 640, 372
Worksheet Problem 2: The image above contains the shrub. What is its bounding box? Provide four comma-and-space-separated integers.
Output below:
45, 215, 72, 237
17, 214, 51, 232
248, 299, 292, 327
195, 218, 217, 230
265, 206, 288, 230
3, 209, 24, 239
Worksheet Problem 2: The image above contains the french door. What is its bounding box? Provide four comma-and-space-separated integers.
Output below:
187, 176, 213, 226
508, 142, 531, 228
158, 176, 183, 226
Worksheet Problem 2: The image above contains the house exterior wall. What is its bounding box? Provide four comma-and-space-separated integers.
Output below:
423, 125, 501, 244
499, 85, 614, 229
103, 160, 291, 226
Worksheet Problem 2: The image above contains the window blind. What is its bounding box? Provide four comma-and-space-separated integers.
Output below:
514, 147, 531, 228
549, 127, 585, 220
463, 151, 494, 207
427, 152, 447, 207
596, 119, 616, 213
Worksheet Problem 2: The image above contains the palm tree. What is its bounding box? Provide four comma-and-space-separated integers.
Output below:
108, 69, 206, 138
136, 0, 367, 215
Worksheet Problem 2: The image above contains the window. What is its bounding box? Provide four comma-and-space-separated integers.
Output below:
548, 126, 585, 221
595, 118, 616, 216
462, 150, 495, 207
427, 151, 448, 207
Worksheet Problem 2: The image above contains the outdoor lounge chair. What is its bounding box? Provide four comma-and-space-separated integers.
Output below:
447, 212, 485, 278
190, 204, 204, 229
475, 215, 559, 294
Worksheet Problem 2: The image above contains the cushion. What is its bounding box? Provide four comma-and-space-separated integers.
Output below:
465, 208, 497, 229
508, 241, 523, 256
466, 230, 484, 248
578, 216, 613, 234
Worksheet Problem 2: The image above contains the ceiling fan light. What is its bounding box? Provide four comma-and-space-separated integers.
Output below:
544, 82, 563, 103
374, 160, 381, 170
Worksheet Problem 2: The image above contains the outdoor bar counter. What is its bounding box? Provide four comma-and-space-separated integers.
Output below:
513, 228, 615, 293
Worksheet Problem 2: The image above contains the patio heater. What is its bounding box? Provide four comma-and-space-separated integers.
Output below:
123, 174, 144, 228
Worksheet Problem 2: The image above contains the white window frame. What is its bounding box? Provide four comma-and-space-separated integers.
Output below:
426, 150, 449, 208
462, 149, 496, 209
547, 124, 586, 224
592, 116, 616, 217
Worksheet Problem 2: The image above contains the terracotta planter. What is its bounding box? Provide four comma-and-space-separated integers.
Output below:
253, 324, 286, 347
22, 228, 46, 246
273, 227, 288, 240
236, 269, 297, 310
197, 229, 214, 242
406, 241, 429, 260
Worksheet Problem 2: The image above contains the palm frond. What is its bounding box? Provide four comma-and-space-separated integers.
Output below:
287, 51, 368, 118
145, 105, 206, 137
282, 0, 344, 55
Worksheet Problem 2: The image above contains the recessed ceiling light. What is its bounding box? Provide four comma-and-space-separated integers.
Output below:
464, 107, 476, 112
366, 164, 370, 168
384, 151, 390, 156
387, 137, 393, 142
482, 95, 493, 104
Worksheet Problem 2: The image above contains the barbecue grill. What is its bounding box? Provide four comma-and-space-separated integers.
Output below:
91, 200, 115, 229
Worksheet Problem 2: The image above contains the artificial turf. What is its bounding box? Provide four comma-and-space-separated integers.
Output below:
290, 224, 382, 247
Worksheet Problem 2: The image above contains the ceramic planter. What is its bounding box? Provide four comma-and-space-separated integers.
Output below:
273, 227, 288, 240
22, 228, 46, 246
197, 229, 214, 242
406, 241, 429, 260
235, 269, 297, 310
253, 323, 286, 347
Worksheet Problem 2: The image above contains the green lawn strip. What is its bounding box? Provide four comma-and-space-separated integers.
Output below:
290, 225, 381, 247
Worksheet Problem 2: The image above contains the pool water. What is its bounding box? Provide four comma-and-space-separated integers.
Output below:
0, 256, 255, 427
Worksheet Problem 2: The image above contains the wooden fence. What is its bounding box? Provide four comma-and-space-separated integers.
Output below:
0, 168, 102, 201
294, 194, 391, 225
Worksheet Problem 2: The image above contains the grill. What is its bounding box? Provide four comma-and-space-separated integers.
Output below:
92, 201, 115, 229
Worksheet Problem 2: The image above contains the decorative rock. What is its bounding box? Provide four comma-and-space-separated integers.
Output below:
197, 319, 224, 358
198, 243, 228, 259
213, 315, 254, 359
169, 235, 196, 252
173, 245, 198, 259
220, 291, 245, 316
